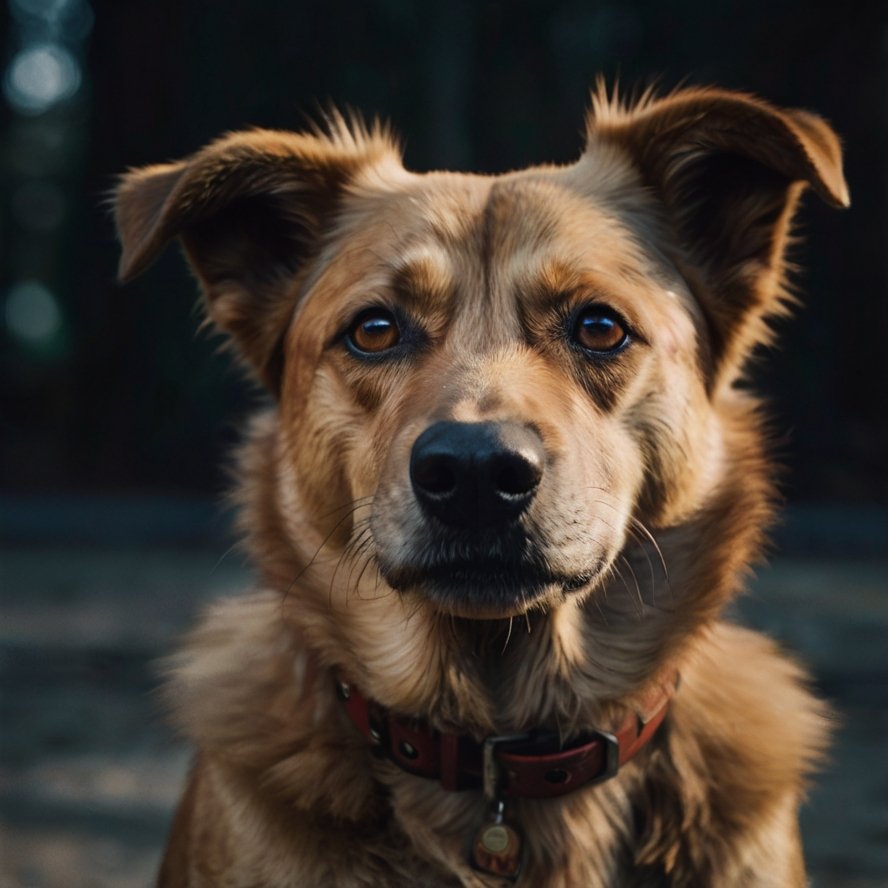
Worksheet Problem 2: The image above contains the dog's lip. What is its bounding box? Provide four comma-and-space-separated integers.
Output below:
380, 556, 601, 615
422, 560, 592, 587
383, 557, 548, 587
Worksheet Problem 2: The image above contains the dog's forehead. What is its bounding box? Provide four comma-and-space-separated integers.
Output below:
349, 167, 668, 298
480, 174, 663, 292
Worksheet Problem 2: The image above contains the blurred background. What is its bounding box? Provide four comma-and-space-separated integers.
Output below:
1, 1, 886, 885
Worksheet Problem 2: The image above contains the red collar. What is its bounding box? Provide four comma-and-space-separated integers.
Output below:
336, 673, 675, 800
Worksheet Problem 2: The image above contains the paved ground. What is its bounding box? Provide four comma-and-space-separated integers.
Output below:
1, 530, 886, 886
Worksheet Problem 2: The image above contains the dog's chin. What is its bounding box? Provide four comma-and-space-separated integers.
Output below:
383, 562, 600, 620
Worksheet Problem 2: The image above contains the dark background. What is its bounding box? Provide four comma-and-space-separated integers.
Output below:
2, 2, 887, 886
2, 0, 887, 504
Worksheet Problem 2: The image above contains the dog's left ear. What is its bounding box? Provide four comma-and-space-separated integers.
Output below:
114, 124, 400, 391
586, 87, 849, 381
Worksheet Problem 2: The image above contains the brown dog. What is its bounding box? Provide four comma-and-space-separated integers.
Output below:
115, 85, 847, 886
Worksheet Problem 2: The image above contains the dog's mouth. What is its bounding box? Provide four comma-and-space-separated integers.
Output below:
379, 539, 603, 618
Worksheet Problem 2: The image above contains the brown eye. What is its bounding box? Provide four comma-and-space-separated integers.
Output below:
572, 306, 629, 354
347, 309, 400, 354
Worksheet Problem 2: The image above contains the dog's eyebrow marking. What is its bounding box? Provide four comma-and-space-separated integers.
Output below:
522, 254, 662, 315
529, 259, 585, 302
519, 259, 611, 314
390, 246, 454, 306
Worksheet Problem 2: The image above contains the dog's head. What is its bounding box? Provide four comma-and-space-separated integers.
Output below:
116, 89, 846, 689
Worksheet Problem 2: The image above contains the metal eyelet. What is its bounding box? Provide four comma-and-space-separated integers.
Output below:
398, 741, 419, 759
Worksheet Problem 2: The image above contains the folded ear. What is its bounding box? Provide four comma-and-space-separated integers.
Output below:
585, 86, 849, 383
114, 121, 401, 391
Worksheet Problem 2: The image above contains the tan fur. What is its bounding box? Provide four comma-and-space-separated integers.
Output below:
115, 85, 847, 886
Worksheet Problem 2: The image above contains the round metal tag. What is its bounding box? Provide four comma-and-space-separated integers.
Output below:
471, 820, 523, 880
481, 825, 511, 853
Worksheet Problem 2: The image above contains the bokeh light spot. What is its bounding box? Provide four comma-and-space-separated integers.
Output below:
3, 43, 82, 115
5, 281, 63, 344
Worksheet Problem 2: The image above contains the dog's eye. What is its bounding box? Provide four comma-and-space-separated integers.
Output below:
572, 307, 628, 354
347, 309, 400, 354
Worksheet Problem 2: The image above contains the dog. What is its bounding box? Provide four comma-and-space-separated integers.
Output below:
115, 84, 848, 886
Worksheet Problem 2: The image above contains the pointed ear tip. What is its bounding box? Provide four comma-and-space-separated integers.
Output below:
116, 260, 134, 284
822, 178, 850, 209
117, 250, 146, 283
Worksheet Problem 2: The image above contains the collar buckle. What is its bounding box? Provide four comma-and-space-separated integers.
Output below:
482, 732, 533, 801
581, 729, 620, 784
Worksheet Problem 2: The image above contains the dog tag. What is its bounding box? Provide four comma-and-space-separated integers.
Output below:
470, 801, 523, 880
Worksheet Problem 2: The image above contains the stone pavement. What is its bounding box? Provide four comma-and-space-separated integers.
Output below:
1, 538, 886, 887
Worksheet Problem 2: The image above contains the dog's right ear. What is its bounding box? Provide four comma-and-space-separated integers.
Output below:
584, 86, 848, 386
114, 123, 401, 391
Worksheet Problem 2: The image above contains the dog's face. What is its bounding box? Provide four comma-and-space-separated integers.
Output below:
116, 90, 846, 648
276, 164, 713, 619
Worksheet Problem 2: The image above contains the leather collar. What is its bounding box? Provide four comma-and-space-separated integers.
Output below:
336, 673, 676, 800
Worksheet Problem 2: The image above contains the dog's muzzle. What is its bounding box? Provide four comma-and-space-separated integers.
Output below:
374, 420, 576, 615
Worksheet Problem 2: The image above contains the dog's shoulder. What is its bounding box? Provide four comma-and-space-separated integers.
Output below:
676, 621, 830, 786
634, 622, 827, 884
163, 592, 345, 788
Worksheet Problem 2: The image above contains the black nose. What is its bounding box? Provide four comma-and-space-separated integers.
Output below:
409, 421, 545, 528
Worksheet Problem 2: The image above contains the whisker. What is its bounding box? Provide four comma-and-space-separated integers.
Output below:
286, 497, 374, 604
583, 487, 672, 611
608, 560, 634, 611
350, 542, 379, 599
336, 527, 375, 604
618, 554, 644, 617
501, 617, 514, 655
623, 523, 658, 607
631, 516, 672, 600
316, 495, 375, 522
322, 504, 376, 608
593, 592, 610, 627
209, 542, 242, 576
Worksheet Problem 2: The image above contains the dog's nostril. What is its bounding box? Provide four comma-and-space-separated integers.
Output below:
493, 452, 543, 497
413, 454, 457, 496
